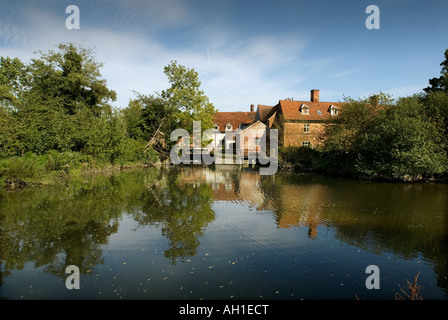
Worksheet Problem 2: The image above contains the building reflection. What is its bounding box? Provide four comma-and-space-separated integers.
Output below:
178, 166, 328, 239
271, 183, 329, 239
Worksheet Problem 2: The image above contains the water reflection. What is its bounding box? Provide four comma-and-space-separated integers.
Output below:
0, 173, 124, 285
130, 167, 215, 264
177, 166, 448, 296
1, 165, 448, 298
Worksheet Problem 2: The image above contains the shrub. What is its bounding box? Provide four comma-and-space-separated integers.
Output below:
0, 153, 44, 183
279, 146, 320, 171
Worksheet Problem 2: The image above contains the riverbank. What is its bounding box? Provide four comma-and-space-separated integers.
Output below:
278, 160, 448, 183
2, 149, 448, 190
0, 152, 156, 189
277, 146, 448, 183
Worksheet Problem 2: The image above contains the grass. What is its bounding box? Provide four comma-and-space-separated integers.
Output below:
355, 272, 423, 300
394, 272, 423, 300
0, 151, 153, 188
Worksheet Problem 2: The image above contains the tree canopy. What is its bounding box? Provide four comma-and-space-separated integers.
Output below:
1, 44, 217, 185
424, 49, 448, 94
320, 92, 448, 180
123, 60, 216, 156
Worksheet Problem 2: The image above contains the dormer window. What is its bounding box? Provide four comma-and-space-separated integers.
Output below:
329, 105, 339, 116
214, 123, 219, 131
226, 123, 233, 131
300, 104, 310, 115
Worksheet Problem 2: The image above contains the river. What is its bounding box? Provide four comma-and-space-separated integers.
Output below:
0, 165, 447, 300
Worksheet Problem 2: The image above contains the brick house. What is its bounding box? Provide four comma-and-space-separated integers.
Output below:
210, 89, 341, 155
261, 89, 341, 148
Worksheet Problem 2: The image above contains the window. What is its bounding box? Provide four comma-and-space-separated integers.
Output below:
214, 124, 219, 131
254, 137, 262, 146
300, 104, 310, 115
226, 123, 232, 131
302, 141, 311, 147
329, 105, 339, 116
317, 110, 322, 116
303, 123, 310, 133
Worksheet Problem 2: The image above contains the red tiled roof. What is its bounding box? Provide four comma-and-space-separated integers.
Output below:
255, 105, 274, 122
213, 111, 256, 132
278, 99, 341, 121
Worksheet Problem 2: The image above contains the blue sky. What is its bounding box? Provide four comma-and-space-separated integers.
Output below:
1, 0, 447, 111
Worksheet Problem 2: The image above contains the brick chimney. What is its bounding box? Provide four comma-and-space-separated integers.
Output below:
250, 104, 254, 112
310, 89, 319, 103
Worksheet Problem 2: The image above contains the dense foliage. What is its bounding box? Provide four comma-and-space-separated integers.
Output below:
319, 93, 448, 180
123, 61, 216, 157
0, 43, 215, 185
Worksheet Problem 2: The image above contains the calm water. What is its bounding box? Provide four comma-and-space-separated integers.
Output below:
1, 165, 447, 300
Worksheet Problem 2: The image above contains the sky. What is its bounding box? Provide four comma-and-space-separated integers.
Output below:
1, 0, 447, 112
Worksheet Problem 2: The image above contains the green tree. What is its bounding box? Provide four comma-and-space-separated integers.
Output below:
1, 43, 120, 158
0, 57, 28, 157
321, 93, 448, 180
127, 61, 216, 156
421, 49, 448, 170
0, 57, 27, 109
27, 43, 116, 116
321, 94, 386, 155
424, 49, 448, 93
162, 61, 216, 133
122, 99, 144, 141
358, 96, 447, 178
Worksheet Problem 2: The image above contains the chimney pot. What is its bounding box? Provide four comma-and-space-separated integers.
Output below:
250, 104, 254, 112
311, 89, 320, 102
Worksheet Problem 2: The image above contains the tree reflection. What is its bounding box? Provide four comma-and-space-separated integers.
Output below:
0, 173, 127, 284
0, 166, 216, 292
131, 167, 215, 265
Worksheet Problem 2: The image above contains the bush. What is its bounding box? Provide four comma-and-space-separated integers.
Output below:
0, 153, 44, 183
111, 138, 160, 166
279, 146, 320, 171
321, 94, 448, 180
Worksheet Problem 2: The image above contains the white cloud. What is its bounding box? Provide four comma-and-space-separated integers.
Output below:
178, 31, 310, 110
0, 1, 311, 111
333, 69, 360, 79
